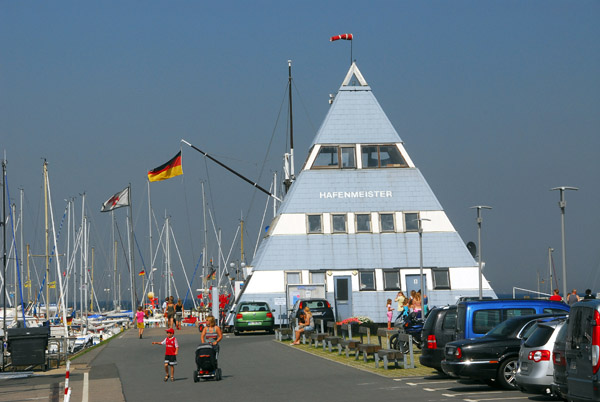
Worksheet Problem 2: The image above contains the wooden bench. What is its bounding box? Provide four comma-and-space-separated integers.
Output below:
310, 319, 327, 348
375, 328, 415, 369
274, 327, 292, 341
324, 321, 342, 352
355, 326, 381, 362
339, 324, 360, 357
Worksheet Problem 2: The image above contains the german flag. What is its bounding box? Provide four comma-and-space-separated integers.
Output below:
148, 151, 183, 182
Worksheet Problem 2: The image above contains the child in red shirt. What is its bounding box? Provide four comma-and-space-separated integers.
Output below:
152, 328, 179, 381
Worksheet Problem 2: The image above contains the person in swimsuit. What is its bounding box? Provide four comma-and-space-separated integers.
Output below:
175, 299, 183, 330
201, 315, 223, 354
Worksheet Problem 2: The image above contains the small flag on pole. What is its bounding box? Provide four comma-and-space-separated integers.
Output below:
330, 33, 353, 41
147, 151, 183, 182
138, 270, 146, 276
101, 186, 130, 212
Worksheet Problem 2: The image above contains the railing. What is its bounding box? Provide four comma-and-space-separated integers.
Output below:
512, 287, 552, 299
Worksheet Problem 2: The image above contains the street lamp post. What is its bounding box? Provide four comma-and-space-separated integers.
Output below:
471, 206, 492, 300
551, 186, 578, 302
418, 218, 430, 298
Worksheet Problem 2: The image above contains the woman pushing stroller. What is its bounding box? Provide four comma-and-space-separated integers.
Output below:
201, 316, 223, 352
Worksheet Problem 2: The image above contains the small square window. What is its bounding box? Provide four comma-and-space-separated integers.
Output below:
307, 215, 322, 234
286, 272, 301, 285
432, 268, 451, 289
356, 213, 371, 232
341, 147, 356, 168
359, 270, 376, 291
332, 214, 347, 233
311, 272, 326, 286
380, 213, 395, 232
404, 212, 420, 232
383, 270, 400, 290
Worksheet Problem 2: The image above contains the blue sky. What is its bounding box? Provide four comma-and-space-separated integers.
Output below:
1, 1, 599, 303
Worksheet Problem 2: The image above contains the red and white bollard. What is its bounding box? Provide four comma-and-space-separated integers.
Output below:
63, 359, 72, 402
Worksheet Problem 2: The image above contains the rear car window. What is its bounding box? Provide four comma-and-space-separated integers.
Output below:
524, 325, 554, 347
239, 303, 269, 312
305, 300, 327, 309
543, 308, 568, 314
443, 311, 457, 330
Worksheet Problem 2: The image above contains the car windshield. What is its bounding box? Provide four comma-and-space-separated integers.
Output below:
239, 303, 269, 312
486, 318, 530, 338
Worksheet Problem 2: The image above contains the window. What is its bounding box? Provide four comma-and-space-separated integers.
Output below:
312, 146, 356, 169
341, 147, 356, 168
312, 146, 339, 168
432, 268, 451, 289
286, 272, 301, 285
356, 213, 371, 232
359, 270, 376, 291
307, 214, 322, 234
404, 212, 420, 232
311, 272, 326, 285
361, 144, 407, 168
442, 311, 457, 330
473, 309, 502, 334
332, 214, 347, 233
380, 213, 395, 232
383, 270, 400, 290
506, 308, 536, 319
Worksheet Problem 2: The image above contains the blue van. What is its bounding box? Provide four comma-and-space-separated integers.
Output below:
456, 299, 569, 340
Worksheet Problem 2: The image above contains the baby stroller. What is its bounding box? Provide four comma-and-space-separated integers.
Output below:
193, 343, 222, 382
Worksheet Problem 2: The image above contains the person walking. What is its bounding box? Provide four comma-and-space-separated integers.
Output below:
201, 316, 223, 353
135, 306, 145, 339
152, 328, 179, 382
175, 299, 184, 330
166, 296, 175, 329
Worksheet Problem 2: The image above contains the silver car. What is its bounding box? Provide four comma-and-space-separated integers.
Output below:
516, 317, 566, 396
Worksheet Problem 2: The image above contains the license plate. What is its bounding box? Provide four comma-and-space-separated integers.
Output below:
446, 347, 455, 356
570, 360, 576, 370
520, 362, 529, 373
248, 321, 261, 325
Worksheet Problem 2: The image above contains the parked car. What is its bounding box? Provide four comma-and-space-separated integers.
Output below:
419, 305, 457, 372
442, 314, 567, 389
564, 299, 600, 402
289, 299, 335, 330
515, 316, 567, 396
233, 301, 275, 335
456, 299, 570, 340
551, 322, 568, 400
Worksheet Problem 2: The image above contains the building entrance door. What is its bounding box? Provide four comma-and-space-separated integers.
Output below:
334, 276, 352, 321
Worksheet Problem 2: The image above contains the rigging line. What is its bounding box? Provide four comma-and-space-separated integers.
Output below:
183, 252, 203, 308
253, 181, 273, 259
181, 167, 199, 262
133, 232, 147, 273
114, 219, 132, 278
168, 224, 197, 309
291, 78, 317, 134
244, 82, 289, 223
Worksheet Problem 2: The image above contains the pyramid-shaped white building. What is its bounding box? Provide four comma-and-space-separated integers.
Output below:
239, 63, 496, 323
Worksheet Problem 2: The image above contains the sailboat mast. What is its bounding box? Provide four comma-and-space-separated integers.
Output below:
283, 60, 296, 193
2, 159, 7, 368
147, 181, 153, 299
127, 185, 136, 312
43, 161, 50, 319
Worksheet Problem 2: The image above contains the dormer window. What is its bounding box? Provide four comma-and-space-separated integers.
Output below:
311, 146, 356, 169
361, 145, 407, 168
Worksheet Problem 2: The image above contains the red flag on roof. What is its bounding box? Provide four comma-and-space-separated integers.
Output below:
330, 33, 353, 41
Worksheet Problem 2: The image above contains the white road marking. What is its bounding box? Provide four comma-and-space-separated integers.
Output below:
82, 372, 89, 402
442, 391, 504, 397
406, 380, 456, 386
463, 396, 529, 402
424, 387, 452, 391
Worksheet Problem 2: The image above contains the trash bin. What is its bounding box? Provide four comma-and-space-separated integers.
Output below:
7, 326, 50, 370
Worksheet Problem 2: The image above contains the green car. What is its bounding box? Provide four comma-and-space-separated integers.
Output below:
233, 302, 275, 335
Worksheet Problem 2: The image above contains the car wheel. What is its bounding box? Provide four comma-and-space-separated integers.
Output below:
234, 329, 240, 336
496, 357, 518, 389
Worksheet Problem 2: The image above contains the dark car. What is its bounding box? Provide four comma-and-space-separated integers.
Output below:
289, 299, 335, 329
419, 305, 457, 372
441, 314, 567, 389
233, 301, 275, 335
551, 321, 568, 399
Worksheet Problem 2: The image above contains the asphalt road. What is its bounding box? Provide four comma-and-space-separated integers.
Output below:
1, 326, 561, 402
